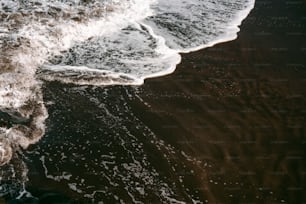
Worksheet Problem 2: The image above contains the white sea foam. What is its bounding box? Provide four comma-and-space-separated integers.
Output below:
1, 0, 255, 95
0, 0, 156, 166
0, 129, 12, 166
37, 0, 255, 85
144, 0, 255, 53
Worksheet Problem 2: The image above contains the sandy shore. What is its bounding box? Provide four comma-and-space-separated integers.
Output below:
128, 0, 306, 202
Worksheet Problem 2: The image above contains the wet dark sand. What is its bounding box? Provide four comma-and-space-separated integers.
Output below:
129, 0, 306, 203
5, 0, 306, 203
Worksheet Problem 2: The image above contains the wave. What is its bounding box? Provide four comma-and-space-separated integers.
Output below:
0, 0, 255, 186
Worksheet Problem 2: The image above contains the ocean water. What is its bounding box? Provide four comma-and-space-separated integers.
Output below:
0, 0, 255, 202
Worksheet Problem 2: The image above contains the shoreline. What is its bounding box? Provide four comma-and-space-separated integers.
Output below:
129, 0, 306, 202
3, 0, 306, 203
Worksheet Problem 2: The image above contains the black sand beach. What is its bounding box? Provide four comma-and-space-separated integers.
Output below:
5, 0, 306, 203
128, 0, 306, 202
